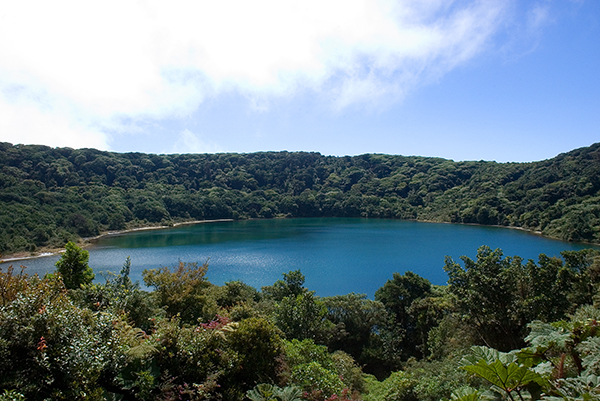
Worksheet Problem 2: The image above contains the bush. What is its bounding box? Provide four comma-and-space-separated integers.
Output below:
0, 274, 119, 400
143, 260, 217, 324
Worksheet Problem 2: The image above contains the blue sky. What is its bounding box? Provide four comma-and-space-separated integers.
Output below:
1, 0, 598, 162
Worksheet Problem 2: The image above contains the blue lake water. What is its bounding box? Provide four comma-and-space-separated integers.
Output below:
2, 218, 599, 297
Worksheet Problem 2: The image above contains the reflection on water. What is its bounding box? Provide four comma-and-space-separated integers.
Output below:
95, 219, 312, 249
2, 218, 599, 297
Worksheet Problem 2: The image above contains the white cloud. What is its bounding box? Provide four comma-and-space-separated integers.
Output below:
170, 129, 222, 154
0, 0, 513, 150
527, 3, 552, 36
0, 87, 109, 149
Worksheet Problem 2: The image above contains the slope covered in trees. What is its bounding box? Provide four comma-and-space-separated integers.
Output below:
1, 141, 599, 255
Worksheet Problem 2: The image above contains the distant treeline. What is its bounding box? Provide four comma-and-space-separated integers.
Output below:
1, 141, 599, 254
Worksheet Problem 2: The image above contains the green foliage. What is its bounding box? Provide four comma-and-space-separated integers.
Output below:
0, 390, 26, 401
263, 269, 307, 301
548, 375, 600, 401
109, 313, 234, 399
247, 383, 279, 401
363, 371, 418, 401
445, 246, 527, 350
107, 314, 284, 400
74, 257, 158, 331
54, 241, 94, 289
226, 317, 285, 389
323, 292, 386, 363
3, 142, 600, 255
142, 260, 216, 324
364, 351, 478, 401
283, 339, 363, 399
445, 387, 486, 401
275, 291, 333, 343
331, 350, 365, 393
216, 279, 261, 308
458, 307, 600, 400
403, 356, 480, 401
373, 271, 435, 369
562, 249, 600, 307
461, 348, 546, 400
246, 384, 303, 401
290, 361, 345, 400
4, 241, 600, 400
427, 313, 475, 360
284, 339, 335, 371
0, 273, 121, 400
444, 246, 586, 351
521, 309, 600, 380
0, 265, 29, 307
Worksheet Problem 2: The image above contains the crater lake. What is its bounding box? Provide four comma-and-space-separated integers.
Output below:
2, 218, 599, 297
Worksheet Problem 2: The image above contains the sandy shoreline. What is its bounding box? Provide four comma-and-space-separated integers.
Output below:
0, 219, 234, 263
84, 218, 235, 242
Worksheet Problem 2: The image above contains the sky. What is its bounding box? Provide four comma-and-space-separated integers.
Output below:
0, 0, 598, 162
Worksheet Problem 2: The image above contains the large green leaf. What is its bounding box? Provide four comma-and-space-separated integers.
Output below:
579, 337, 600, 375
462, 359, 546, 393
461, 346, 501, 366
525, 321, 571, 349
448, 386, 484, 401
515, 348, 547, 369
552, 374, 600, 400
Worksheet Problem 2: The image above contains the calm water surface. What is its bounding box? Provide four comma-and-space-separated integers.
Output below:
3, 218, 599, 297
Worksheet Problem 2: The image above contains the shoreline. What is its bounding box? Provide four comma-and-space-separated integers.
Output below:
417, 218, 543, 236
0, 219, 235, 263
1, 216, 596, 264
83, 218, 235, 242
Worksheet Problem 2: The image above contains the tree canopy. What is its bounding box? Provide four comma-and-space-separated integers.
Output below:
1, 141, 600, 255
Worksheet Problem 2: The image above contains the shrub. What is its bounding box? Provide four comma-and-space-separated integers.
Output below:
0, 274, 119, 400
143, 260, 217, 325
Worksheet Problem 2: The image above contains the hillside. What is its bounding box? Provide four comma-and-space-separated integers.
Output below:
1, 142, 599, 255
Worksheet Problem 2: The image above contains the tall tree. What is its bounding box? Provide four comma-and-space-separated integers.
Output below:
323, 293, 385, 362
262, 269, 307, 301
444, 246, 526, 351
374, 271, 433, 364
54, 241, 94, 289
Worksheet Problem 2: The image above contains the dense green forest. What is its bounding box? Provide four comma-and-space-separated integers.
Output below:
1, 244, 599, 400
1, 142, 600, 255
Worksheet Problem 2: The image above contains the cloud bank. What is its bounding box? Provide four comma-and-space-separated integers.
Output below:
0, 0, 512, 150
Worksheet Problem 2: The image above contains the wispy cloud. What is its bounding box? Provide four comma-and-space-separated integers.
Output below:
0, 0, 517, 150
528, 3, 552, 32
170, 129, 223, 154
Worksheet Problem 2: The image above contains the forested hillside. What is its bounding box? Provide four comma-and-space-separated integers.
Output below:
1, 142, 599, 255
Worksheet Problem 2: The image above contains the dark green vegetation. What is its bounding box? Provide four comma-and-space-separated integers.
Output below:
2, 141, 600, 255
53, 241, 94, 290
1, 244, 600, 400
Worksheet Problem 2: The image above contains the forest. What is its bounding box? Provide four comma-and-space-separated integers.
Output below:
2, 142, 600, 399
1, 243, 599, 400
1, 141, 600, 256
